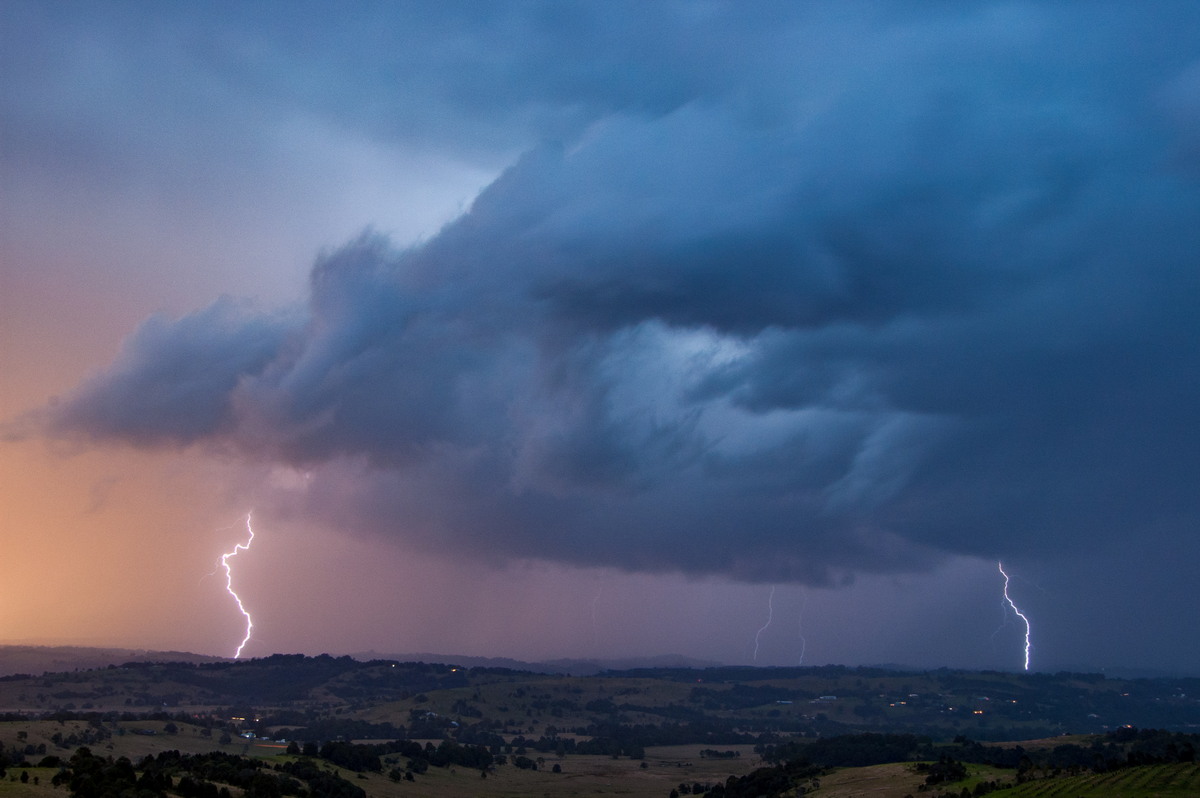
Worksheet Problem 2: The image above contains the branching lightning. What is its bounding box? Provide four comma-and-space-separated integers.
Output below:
219, 513, 256, 659
753, 585, 775, 662
998, 561, 1031, 671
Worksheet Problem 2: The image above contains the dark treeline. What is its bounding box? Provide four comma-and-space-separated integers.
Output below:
936, 727, 1197, 775
758, 733, 931, 768
110, 654, 484, 704
315, 737, 493, 773
49, 746, 365, 798
689, 685, 799, 710
688, 728, 1200, 798
723, 728, 1200, 798
276, 718, 405, 741
703, 757, 825, 798
757, 728, 1198, 773
12, 656, 1200, 742
602, 664, 891, 682
570, 720, 754, 757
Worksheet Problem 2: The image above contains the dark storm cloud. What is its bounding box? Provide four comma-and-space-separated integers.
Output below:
36, 3, 1200, 583
53, 299, 297, 446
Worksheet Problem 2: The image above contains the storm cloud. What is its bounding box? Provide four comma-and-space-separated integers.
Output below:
40, 2, 1200, 585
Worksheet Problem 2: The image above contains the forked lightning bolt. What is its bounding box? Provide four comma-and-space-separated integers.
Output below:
753, 585, 775, 662
220, 514, 256, 659
998, 561, 1031, 671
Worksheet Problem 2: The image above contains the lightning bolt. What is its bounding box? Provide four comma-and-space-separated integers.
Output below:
219, 513, 256, 659
753, 585, 775, 662
998, 561, 1031, 671
796, 587, 808, 666
591, 586, 603, 653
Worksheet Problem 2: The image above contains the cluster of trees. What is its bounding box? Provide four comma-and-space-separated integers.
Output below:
0, 740, 61, 778
689, 685, 797, 711
48, 746, 365, 798
50, 724, 110, 749
922, 727, 1197, 779
0, 741, 18, 777
109, 654, 479, 707
276, 758, 365, 798
387, 738, 492, 771
572, 719, 752, 752
277, 717, 404, 742
700, 757, 824, 798
51, 747, 169, 798
725, 728, 1200, 798
310, 741, 382, 772
758, 733, 931, 768
291, 735, 494, 778
701, 734, 988, 798
913, 755, 967, 785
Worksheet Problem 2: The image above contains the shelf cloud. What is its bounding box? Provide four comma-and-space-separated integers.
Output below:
34, 2, 1200, 587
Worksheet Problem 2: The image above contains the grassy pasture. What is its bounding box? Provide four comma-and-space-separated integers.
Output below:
993, 762, 1200, 797
0, 720, 289, 763
0, 720, 762, 798
814, 762, 930, 798
0, 768, 57, 798
329, 746, 761, 798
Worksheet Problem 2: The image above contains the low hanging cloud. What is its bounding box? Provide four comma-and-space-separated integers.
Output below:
37, 3, 1200, 584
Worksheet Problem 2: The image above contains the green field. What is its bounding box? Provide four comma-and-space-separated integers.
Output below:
0, 768, 55, 798
1, 652, 1197, 798
0, 740, 760, 798
6, 734, 1200, 798
993, 762, 1200, 797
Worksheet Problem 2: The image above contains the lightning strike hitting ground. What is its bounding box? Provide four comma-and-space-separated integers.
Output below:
998, 561, 1032, 671
219, 514, 256, 659
591, 586, 603, 653
796, 587, 808, 665
753, 585, 775, 662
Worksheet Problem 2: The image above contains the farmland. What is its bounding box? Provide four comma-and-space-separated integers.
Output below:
1, 649, 1198, 797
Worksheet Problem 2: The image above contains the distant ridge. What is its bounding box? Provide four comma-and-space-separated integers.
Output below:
0, 645, 721, 679
0, 645, 223, 677
5, 645, 1193, 680
349, 650, 724, 675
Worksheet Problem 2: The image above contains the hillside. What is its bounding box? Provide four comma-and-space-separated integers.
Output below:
0, 647, 221, 679
2, 653, 1197, 740
1, 652, 1198, 798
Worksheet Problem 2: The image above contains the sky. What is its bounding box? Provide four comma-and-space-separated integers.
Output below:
3, 1, 1200, 674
